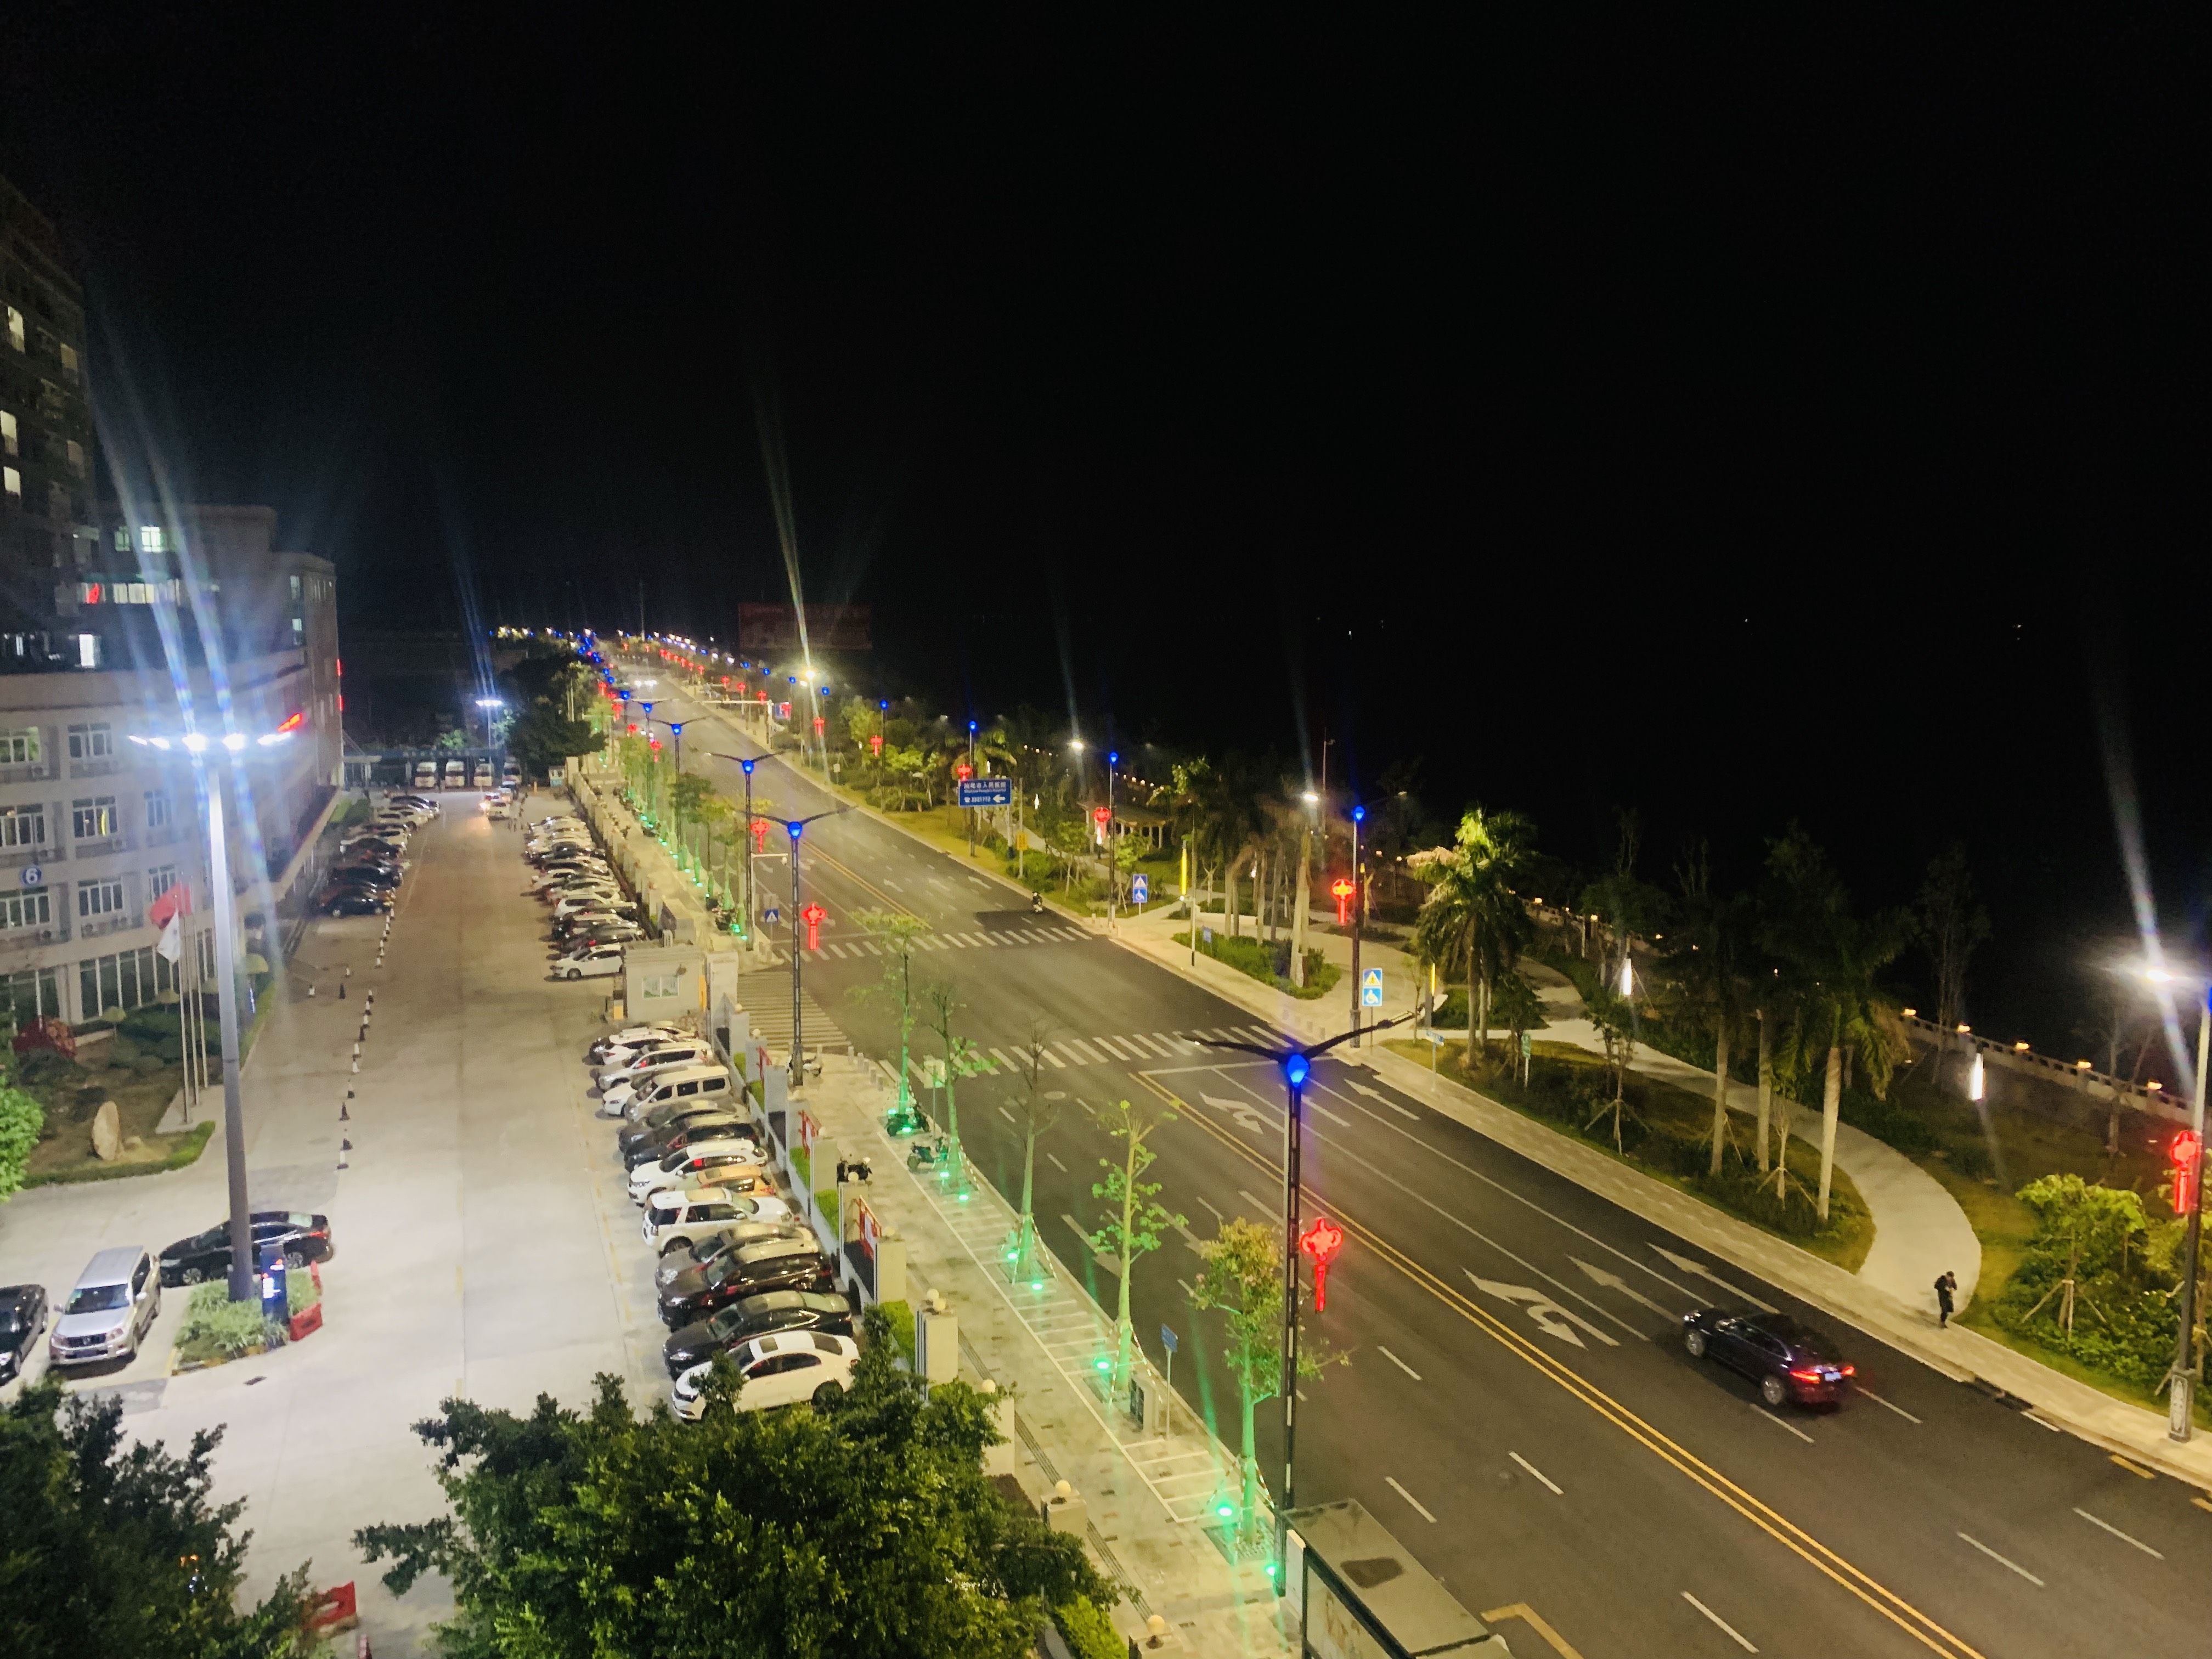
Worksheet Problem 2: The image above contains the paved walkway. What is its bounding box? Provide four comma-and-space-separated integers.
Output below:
1107, 905, 2212, 1493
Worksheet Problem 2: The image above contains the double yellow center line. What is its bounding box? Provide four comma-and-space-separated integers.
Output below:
1135, 1072, 1987, 1659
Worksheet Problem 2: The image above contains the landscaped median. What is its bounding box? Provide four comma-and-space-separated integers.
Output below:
1173, 929, 1340, 1001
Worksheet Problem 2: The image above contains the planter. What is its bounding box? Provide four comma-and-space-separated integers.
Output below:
287, 1303, 324, 1342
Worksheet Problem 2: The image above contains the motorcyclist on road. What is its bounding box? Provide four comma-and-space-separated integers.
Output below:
1030, 892, 1045, 914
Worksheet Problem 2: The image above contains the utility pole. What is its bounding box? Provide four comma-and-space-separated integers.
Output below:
1106, 749, 1119, 930
967, 719, 978, 858
1294, 792, 1316, 988
1349, 805, 1365, 1047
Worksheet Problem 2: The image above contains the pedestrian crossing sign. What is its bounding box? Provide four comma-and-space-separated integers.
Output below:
1361, 967, 1385, 1007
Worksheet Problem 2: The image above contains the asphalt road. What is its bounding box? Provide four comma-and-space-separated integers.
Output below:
649, 675, 2212, 1659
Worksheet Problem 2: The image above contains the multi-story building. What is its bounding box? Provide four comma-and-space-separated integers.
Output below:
0, 171, 97, 659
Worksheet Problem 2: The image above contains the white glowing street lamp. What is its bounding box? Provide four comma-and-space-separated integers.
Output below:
127, 716, 302, 1305
2136, 962, 2211, 1441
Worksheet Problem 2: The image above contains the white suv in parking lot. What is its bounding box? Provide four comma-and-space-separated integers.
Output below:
642, 1188, 794, 1249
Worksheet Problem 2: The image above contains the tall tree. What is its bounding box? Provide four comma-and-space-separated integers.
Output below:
1761, 827, 1913, 1220
1659, 845, 1761, 1175
921, 978, 981, 1175
1410, 806, 1536, 1062
1186, 1217, 1338, 1546
356, 1311, 1109, 1659
1087, 1095, 1186, 1394
0, 1376, 311, 1658
1915, 842, 1991, 1090
1002, 1013, 1063, 1283
0, 1057, 40, 1201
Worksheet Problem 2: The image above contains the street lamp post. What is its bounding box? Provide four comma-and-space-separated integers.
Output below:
2166, 979, 2209, 1441
1106, 749, 1119, 929
474, 697, 504, 773
752, 805, 851, 1093
967, 719, 979, 858
1294, 791, 1318, 989
1349, 805, 1365, 1046
128, 723, 300, 1304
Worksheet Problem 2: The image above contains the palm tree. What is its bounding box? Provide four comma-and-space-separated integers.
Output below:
1658, 847, 1760, 1176
1410, 807, 1536, 1063
1760, 827, 1912, 1220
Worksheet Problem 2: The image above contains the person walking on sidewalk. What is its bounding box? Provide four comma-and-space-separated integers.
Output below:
1935, 1269, 1957, 1328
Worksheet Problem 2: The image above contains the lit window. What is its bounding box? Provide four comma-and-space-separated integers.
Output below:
76, 635, 96, 668
289, 573, 302, 600
112, 527, 129, 552
0, 730, 41, 766
127, 583, 148, 605
66, 439, 84, 477
0, 411, 14, 456
139, 526, 165, 554
2, 467, 18, 501
78, 583, 100, 605
77, 879, 125, 918
58, 343, 78, 382
71, 797, 117, 839
4, 308, 22, 352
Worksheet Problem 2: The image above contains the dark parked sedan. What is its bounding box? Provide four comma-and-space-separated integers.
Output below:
0, 1283, 48, 1382
330, 863, 402, 889
618, 1107, 746, 1160
1683, 1308, 1853, 1407
658, 1238, 833, 1326
317, 889, 392, 916
664, 1289, 854, 1375
653, 1221, 816, 1289
160, 1212, 334, 1287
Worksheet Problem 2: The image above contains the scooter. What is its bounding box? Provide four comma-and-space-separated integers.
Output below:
1030, 893, 1046, 915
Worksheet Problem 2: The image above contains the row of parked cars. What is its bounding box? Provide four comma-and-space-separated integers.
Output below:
314, 793, 442, 916
586, 1022, 860, 1417
1, 1213, 335, 1384
525, 816, 645, 978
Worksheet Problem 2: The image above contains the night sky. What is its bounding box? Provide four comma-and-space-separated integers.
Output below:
4, 8, 2207, 1049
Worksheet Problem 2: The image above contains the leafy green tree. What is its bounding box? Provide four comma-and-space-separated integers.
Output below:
1187, 1217, 1338, 1545
2012, 1175, 2148, 1335
1761, 827, 1912, 1220
1088, 1095, 1186, 1392
850, 911, 930, 1111
1488, 971, 1545, 1086
922, 977, 981, 1171
0, 1376, 311, 1658
357, 1310, 1109, 1659
0, 1058, 41, 1200
1583, 984, 1639, 1150
1001, 1014, 1063, 1283
669, 771, 715, 833
1410, 806, 1535, 1062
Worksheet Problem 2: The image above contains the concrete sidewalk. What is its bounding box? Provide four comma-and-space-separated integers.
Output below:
1107, 905, 2212, 1494
799, 1055, 1294, 1657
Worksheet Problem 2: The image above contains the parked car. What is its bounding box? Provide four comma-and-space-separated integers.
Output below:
568, 926, 646, 953
654, 1220, 816, 1283
618, 1066, 743, 1122
342, 836, 408, 862
658, 1235, 831, 1323
329, 861, 402, 887
159, 1211, 334, 1286
555, 890, 632, 919
599, 1041, 715, 1094
1682, 1309, 1854, 1408
556, 945, 624, 980
391, 793, 439, 812
48, 1247, 161, 1368
664, 1289, 856, 1376
671, 1333, 860, 1419
0, 1283, 49, 1383
625, 1095, 752, 1143
641, 1188, 794, 1251
589, 1022, 688, 1063
629, 1146, 767, 1206
318, 888, 393, 916
617, 1108, 742, 1167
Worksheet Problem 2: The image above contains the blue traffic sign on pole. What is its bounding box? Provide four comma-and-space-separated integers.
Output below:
1130, 873, 1149, 905
1361, 967, 1385, 1007
1160, 1323, 1178, 1354
956, 777, 1013, 809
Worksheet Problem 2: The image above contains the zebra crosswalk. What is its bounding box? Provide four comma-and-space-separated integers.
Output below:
800, 924, 1093, 961
732, 964, 851, 1059
868, 1023, 1295, 1088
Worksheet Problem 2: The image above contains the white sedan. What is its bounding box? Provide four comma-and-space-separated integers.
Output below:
590, 1022, 686, 1062
556, 945, 623, 980
672, 1333, 860, 1420
628, 1143, 767, 1205
596, 1042, 713, 1090
555, 889, 631, 919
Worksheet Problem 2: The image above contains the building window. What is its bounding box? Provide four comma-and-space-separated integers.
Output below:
79, 946, 170, 1020
112, 527, 129, 553
289, 573, 302, 600
0, 891, 50, 931
66, 439, 84, 477
71, 797, 117, 839
4, 307, 22, 352
1, 966, 61, 1026
76, 634, 97, 669
145, 790, 172, 831
641, 973, 679, 1001
138, 526, 165, 554
0, 410, 14, 456
0, 729, 40, 765
58, 343, 78, 382
2, 467, 18, 502
148, 865, 178, 898
66, 723, 112, 760
76, 879, 124, 917
0, 807, 46, 848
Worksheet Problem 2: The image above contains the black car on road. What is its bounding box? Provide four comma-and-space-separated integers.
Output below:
318, 889, 392, 916
159, 1212, 334, 1286
0, 1283, 48, 1381
664, 1289, 854, 1375
658, 1238, 833, 1327
1683, 1308, 1853, 1407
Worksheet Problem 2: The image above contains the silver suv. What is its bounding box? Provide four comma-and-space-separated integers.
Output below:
49, 1246, 160, 1367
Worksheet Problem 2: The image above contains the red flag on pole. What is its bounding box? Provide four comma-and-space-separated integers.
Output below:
148, 883, 195, 930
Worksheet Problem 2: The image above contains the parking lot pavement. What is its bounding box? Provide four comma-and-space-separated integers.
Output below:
0, 789, 679, 1658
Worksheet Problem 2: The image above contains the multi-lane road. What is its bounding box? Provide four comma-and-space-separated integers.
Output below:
648, 673, 2211, 1659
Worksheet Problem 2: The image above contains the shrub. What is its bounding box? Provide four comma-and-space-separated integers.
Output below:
1838, 1085, 1938, 1154
16, 1050, 83, 1088
109, 1038, 142, 1066
156, 1036, 185, 1064
134, 1054, 165, 1075
878, 1299, 916, 1365
1054, 1595, 1123, 1659
177, 1285, 279, 1357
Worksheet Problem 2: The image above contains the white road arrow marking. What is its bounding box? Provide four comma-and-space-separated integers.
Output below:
1466, 1274, 1619, 1348
1571, 1257, 1689, 1319
1651, 1246, 1779, 1313
1201, 1092, 1268, 1134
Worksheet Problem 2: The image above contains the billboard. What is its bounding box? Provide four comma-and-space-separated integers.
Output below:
738, 603, 873, 652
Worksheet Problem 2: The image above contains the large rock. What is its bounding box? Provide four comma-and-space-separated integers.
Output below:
90, 1100, 122, 1161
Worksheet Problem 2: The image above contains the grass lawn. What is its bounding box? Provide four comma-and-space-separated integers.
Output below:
1389, 1037, 1877, 1273
1173, 930, 1340, 1001
23, 1056, 209, 1185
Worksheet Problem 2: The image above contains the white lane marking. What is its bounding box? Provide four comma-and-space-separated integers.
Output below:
1681, 1592, 1757, 1652
2074, 1507, 2164, 1559
1384, 1477, 1437, 1523
1466, 1275, 1618, 1348
1752, 1407, 1814, 1444
1194, 1194, 1224, 1223
1045, 1152, 1068, 1172
1094, 1035, 1139, 1061
1509, 1452, 1562, 1496
1238, 1188, 1273, 1215
1153, 1031, 1189, 1053
1127, 1032, 1175, 1058
1957, 1532, 2044, 1586
1053, 1042, 1089, 1066
989, 1047, 1017, 1073
1062, 1215, 1119, 1273
1307, 1098, 1352, 1127
1376, 1345, 1423, 1381
1331, 1076, 1419, 1119
1651, 1246, 1780, 1313
2022, 1412, 2061, 1432
1069, 1040, 1110, 1065
1853, 1385, 1921, 1424
1570, 1256, 1690, 1319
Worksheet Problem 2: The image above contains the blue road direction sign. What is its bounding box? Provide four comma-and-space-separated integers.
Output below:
956, 777, 1013, 809
1130, 873, 1149, 905
1160, 1323, 1178, 1354
1361, 967, 1385, 1007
